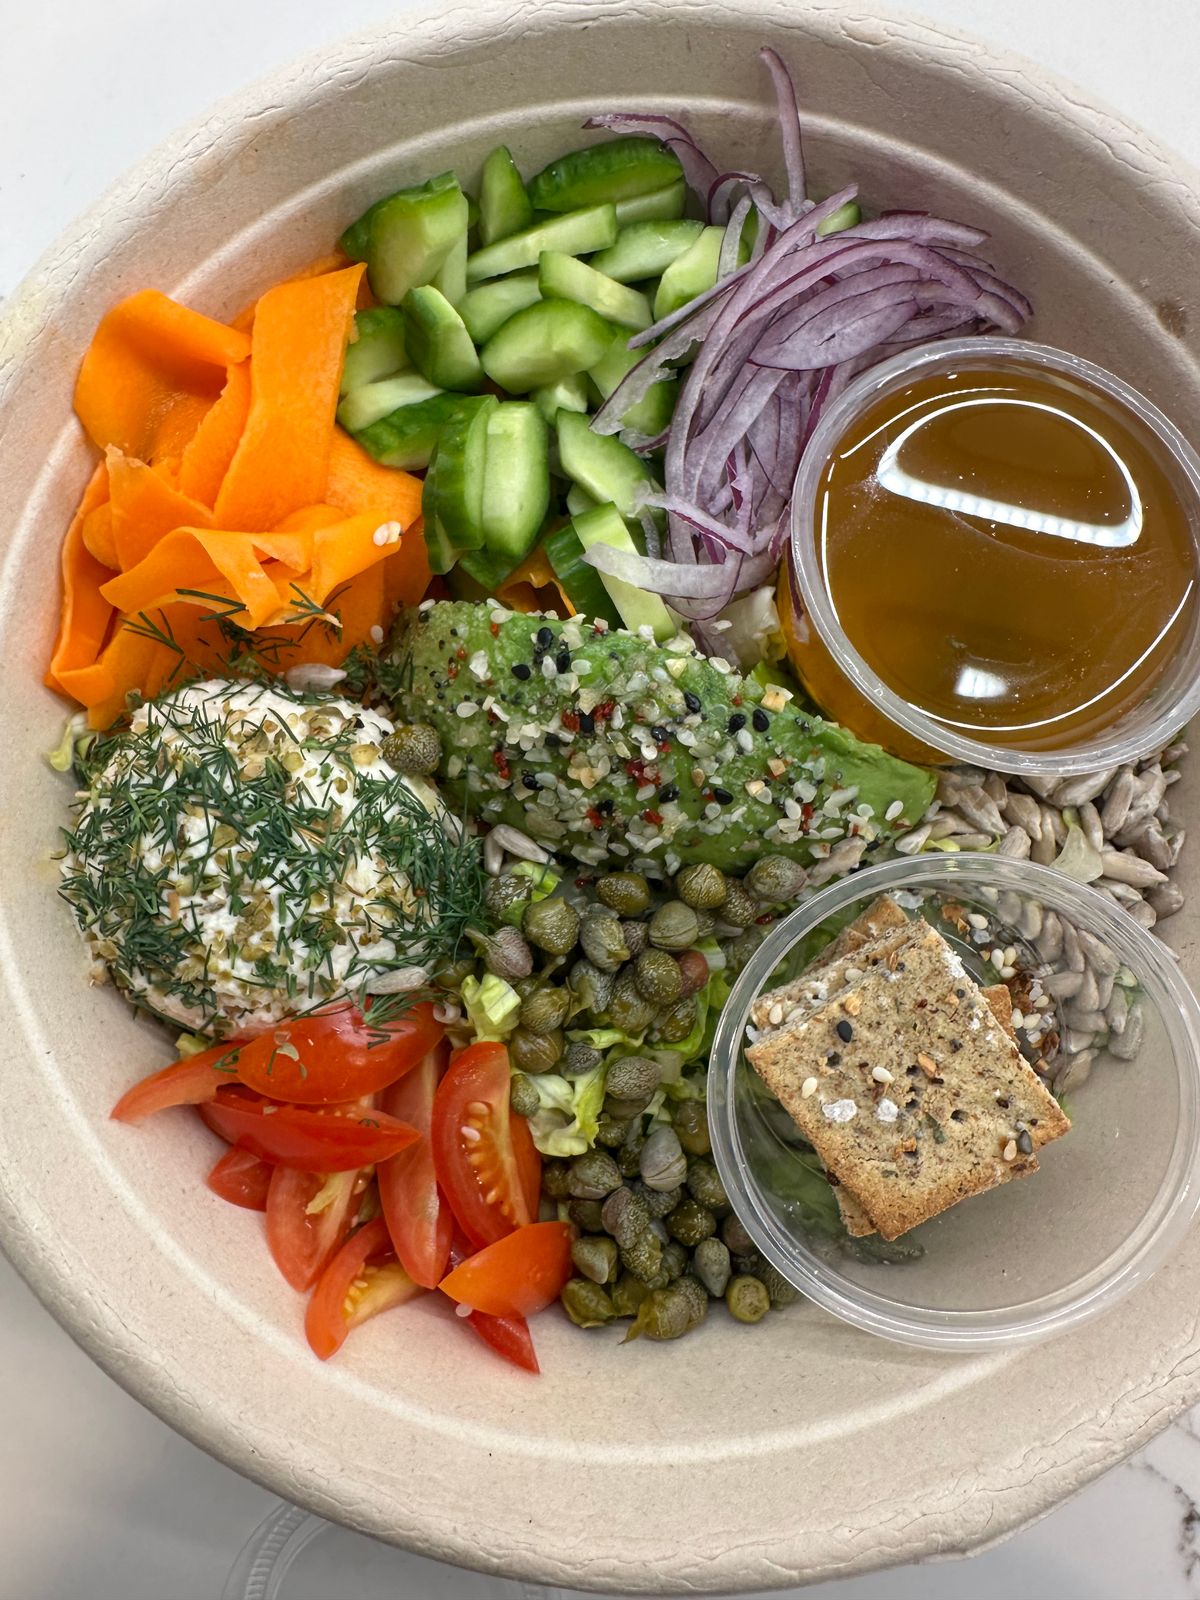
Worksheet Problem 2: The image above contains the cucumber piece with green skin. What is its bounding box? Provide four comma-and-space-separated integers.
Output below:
589, 334, 679, 439
653, 224, 750, 320
423, 395, 497, 558
340, 308, 409, 396
432, 231, 468, 307
343, 173, 469, 306
480, 300, 615, 394
533, 372, 590, 424
571, 504, 676, 641
479, 145, 534, 246
816, 199, 861, 237
460, 273, 543, 344
614, 180, 687, 224
589, 219, 706, 284
564, 483, 599, 517
480, 403, 551, 565
528, 137, 683, 213
556, 409, 660, 519
538, 250, 652, 332
336, 372, 443, 433
541, 520, 622, 627
466, 204, 618, 284
354, 394, 466, 471
457, 545, 518, 590
403, 285, 483, 393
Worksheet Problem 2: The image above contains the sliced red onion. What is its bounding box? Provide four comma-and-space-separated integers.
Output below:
759, 46, 807, 217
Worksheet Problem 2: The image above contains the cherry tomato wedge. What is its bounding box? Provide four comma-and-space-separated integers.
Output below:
431, 1043, 534, 1247
305, 1218, 422, 1360
439, 1222, 574, 1319
200, 1088, 419, 1170
230, 1004, 442, 1106
266, 1166, 365, 1291
510, 1110, 543, 1222
445, 1234, 539, 1374
111, 1047, 238, 1123
378, 1045, 453, 1290
205, 1147, 272, 1211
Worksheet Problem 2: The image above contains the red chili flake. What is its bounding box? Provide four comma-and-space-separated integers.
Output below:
624, 757, 660, 785
491, 750, 511, 780
592, 700, 615, 724
560, 710, 581, 733
801, 802, 814, 828
656, 740, 672, 754
455, 646, 467, 660
755, 913, 775, 925
586, 806, 605, 830
731, 694, 743, 706
446, 663, 459, 680
489, 622, 501, 638
642, 809, 663, 826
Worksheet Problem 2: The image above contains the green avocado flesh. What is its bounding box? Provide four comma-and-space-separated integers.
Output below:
388, 601, 935, 875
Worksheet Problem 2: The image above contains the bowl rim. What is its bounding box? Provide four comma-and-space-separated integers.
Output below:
708, 853, 1200, 1351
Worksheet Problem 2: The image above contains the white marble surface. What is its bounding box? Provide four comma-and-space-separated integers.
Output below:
3, 0, 1200, 1596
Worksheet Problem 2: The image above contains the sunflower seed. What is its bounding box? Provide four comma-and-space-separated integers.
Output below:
1130, 899, 1158, 930
1099, 768, 1137, 834
1042, 804, 1068, 847
983, 771, 1008, 804
998, 825, 1032, 859
483, 833, 505, 876
1106, 986, 1129, 1036
1093, 970, 1115, 1011
1019, 774, 1061, 801
1042, 968, 1084, 999
893, 823, 932, 855
1123, 769, 1168, 831
1077, 801, 1105, 853
1030, 825, 1059, 866
1018, 899, 1045, 940
1135, 825, 1173, 874
808, 837, 868, 885
1075, 967, 1101, 1011
1065, 1006, 1108, 1033
1099, 849, 1168, 887
489, 824, 551, 864
1109, 1003, 1145, 1060
1002, 790, 1043, 839
1051, 768, 1119, 807
1077, 929, 1120, 976
1054, 1049, 1096, 1093
1061, 920, 1086, 972
1164, 742, 1189, 764
1167, 828, 1187, 866
1148, 881, 1185, 920
1036, 912, 1064, 963
926, 815, 963, 840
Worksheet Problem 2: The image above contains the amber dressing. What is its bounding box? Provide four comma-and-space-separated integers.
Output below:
809, 365, 1197, 751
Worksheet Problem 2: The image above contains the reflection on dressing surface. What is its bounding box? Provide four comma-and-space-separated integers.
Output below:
813, 365, 1197, 750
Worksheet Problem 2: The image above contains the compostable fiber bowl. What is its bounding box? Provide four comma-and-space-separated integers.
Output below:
2, 2, 1200, 1592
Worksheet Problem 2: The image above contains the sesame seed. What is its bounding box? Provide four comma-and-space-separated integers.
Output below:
683, 691, 702, 713
768, 1003, 784, 1025
735, 729, 754, 754
752, 708, 770, 733
712, 787, 734, 804
728, 713, 747, 733
966, 912, 989, 929
801, 1076, 819, 1098
511, 663, 531, 680
871, 1065, 894, 1084
372, 520, 403, 546
541, 657, 558, 680
885, 800, 904, 822
836, 1019, 854, 1043
368, 625, 384, 645
455, 702, 479, 718
1003, 1139, 1018, 1162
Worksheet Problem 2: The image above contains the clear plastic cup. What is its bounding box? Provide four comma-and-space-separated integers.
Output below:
787, 336, 1200, 776
707, 854, 1200, 1351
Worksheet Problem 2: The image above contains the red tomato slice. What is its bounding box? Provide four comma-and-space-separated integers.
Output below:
431, 1043, 534, 1246
445, 1235, 539, 1374
266, 1166, 366, 1291
201, 1089, 419, 1170
231, 1004, 442, 1106
510, 1111, 543, 1222
378, 1046, 453, 1290
439, 1222, 574, 1319
305, 1217, 422, 1360
111, 1045, 240, 1123
205, 1147, 272, 1211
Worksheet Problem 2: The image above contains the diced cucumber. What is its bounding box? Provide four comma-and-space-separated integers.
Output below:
480, 403, 550, 565
528, 137, 683, 213
571, 503, 675, 640
457, 546, 517, 591
433, 231, 468, 306
653, 224, 748, 320
589, 219, 706, 284
479, 145, 533, 246
480, 300, 615, 394
816, 199, 862, 237
459, 273, 543, 344
336, 372, 443, 433
423, 395, 497, 563
340, 308, 409, 396
466, 204, 618, 284
353, 394, 466, 471
565, 483, 599, 517
533, 372, 590, 423
541, 520, 622, 627
589, 334, 679, 439
556, 409, 660, 519
538, 250, 652, 332
614, 180, 688, 224
403, 285, 483, 393
342, 172, 469, 306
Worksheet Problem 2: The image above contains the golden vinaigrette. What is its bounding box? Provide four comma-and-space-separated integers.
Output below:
797, 364, 1197, 753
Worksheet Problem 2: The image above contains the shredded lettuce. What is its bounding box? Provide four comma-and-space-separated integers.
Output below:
499, 860, 562, 926
461, 972, 521, 1040
525, 1061, 607, 1156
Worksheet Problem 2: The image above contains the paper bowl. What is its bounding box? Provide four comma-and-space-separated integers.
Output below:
2, 1, 1199, 1592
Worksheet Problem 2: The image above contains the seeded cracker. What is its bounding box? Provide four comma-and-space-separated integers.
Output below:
746, 925, 1070, 1240
748, 913, 924, 1032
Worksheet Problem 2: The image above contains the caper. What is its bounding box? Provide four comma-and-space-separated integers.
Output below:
606, 970, 659, 1034
610, 1272, 650, 1317
561, 1277, 617, 1328
675, 948, 710, 999
746, 854, 809, 904
633, 1180, 682, 1220
718, 879, 757, 930
620, 920, 649, 959
568, 958, 615, 1015
567, 1198, 605, 1233
596, 871, 652, 916
605, 1054, 661, 1109
485, 873, 531, 922
639, 1126, 687, 1191
568, 1149, 622, 1200
605, 1095, 648, 1122
731, 1250, 765, 1278
601, 1184, 649, 1248
510, 1027, 563, 1075
675, 862, 728, 910
675, 1274, 710, 1328
380, 722, 441, 776
757, 1261, 800, 1307
634, 948, 683, 1006
509, 1073, 541, 1120
654, 994, 699, 1043
579, 909, 630, 972
519, 983, 571, 1034
541, 1159, 572, 1200
572, 1234, 619, 1285
648, 900, 701, 951
594, 1110, 635, 1148
686, 1158, 728, 1214
617, 1133, 646, 1178
693, 1237, 731, 1299
667, 1197, 717, 1247
661, 1239, 689, 1281
673, 1099, 711, 1157
523, 897, 580, 956
724, 925, 766, 972
721, 1213, 755, 1256
619, 1228, 667, 1288
692, 910, 716, 939
726, 1275, 771, 1324
624, 1284, 693, 1342
562, 1037, 602, 1078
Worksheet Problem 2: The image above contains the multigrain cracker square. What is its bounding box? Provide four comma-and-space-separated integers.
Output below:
749, 918, 925, 1032
746, 925, 1069, 1240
